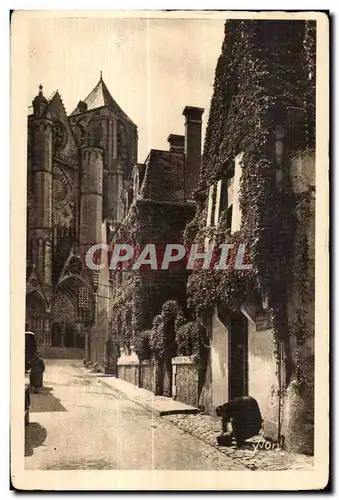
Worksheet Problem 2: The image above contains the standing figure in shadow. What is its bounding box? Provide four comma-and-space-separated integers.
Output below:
29, 352, 45, 394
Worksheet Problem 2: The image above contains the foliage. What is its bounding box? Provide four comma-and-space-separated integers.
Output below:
149, 315, 164, 359
176, 321, 210, 363
149, 301, 178, 359
185, 20, 316, 379
109, 196, 192, 353
175, 308, 191, 331
134, 329, 152, 360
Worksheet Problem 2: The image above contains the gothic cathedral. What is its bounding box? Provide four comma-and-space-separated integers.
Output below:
26, 75, 138, 351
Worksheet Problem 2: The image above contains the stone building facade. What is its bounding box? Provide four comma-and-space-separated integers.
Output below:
109, 107, 204, 380
185, 20, 316, 454
26, 75, 137, 358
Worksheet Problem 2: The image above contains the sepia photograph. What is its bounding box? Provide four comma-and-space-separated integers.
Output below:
10, 10, 329, 490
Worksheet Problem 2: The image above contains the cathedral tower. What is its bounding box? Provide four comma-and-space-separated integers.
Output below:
26, 76, 138, 356
79, 146, 103, 247
70, 74, 138, 225
28, 85, 53, 299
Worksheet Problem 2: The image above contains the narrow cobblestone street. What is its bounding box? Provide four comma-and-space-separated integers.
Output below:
25, 360, 245, 470
163, 414, 314, 471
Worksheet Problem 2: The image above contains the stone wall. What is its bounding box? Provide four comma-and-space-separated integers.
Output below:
140, 360, 153, 392
139, 359, 163, 394
281, 150, 316, 455
117, 363, 139, 386
117, 353, 139, 386
172, 356, 199, 407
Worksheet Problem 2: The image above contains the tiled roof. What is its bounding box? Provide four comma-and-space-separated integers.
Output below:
140, 149, 185, 202
70, 75, 135, 124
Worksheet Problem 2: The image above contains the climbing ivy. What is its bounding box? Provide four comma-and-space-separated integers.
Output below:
134, 329, 152, 360
149, 301, 178, 359
176, 321, 210, 363
186, 20, 316, 378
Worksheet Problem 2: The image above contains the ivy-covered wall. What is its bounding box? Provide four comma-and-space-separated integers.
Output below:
185, 20, 316, 454
109, 186, 196, 376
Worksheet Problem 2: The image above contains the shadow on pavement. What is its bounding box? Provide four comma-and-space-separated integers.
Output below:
29, 386, 66, 412
25, 422, 47, 457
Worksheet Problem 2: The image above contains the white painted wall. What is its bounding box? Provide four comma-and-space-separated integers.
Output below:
248, 321, 280, 440
211, 310, 229, 407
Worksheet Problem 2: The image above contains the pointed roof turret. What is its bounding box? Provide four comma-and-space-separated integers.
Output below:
32, 84, 48, 116
71, 74, 135, 124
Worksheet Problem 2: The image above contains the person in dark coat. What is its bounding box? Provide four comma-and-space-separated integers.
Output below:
29, 353, 45, 393
216, 396, 263, 447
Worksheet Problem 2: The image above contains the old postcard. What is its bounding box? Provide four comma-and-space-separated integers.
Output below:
11, 10, 329, 491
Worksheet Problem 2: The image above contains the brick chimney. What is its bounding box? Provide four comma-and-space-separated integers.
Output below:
167, 134, 185, 152
183, 106, 204, 201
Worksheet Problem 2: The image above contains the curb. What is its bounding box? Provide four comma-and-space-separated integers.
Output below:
97, 378, 162, 416
97, 378, 200, 417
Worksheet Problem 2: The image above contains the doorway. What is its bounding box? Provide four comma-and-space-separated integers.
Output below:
229, 311, 248, 400
64, 323, 75, 348
51, 322, 62, 347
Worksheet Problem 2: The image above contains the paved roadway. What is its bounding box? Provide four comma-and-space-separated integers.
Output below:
25, 360, 244, 470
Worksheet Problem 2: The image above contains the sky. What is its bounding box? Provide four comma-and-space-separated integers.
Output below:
27, 15, 225, 162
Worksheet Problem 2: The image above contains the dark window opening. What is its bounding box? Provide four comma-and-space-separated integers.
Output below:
220, 180, 228, 215
226, 205, 233, 231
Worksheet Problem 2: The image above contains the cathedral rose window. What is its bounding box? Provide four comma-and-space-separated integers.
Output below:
53, 166, 73, 212
52, 165, 74, 229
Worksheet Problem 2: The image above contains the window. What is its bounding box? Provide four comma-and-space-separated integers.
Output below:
206, 185, 215, 227
79, 286, 89, 308
231, 153, 244, 234
78, 286, 90, 322
220, 179, 228, 214
226, 205, 233, 231
214, 180, 222, 226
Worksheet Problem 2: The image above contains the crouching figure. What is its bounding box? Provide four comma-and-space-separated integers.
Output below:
216, 396, 263, 448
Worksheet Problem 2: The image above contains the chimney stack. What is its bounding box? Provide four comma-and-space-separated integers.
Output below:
183, 106, 204, 201
167, 134, 185, 153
